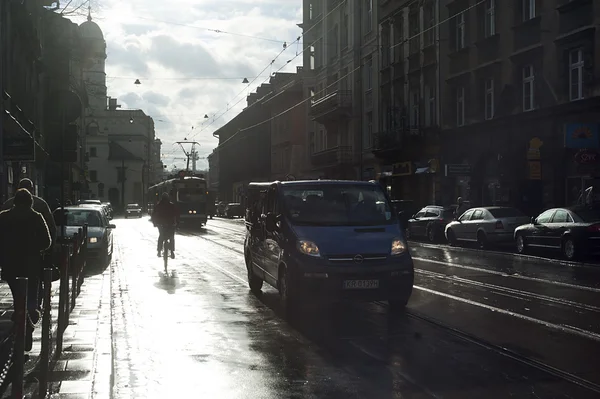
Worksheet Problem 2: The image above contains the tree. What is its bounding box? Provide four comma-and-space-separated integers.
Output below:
46, 0, 102, 17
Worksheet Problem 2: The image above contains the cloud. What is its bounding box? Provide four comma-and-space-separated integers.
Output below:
66, 0, 303, 170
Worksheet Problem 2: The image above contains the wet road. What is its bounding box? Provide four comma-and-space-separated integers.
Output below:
109, 217, 600, 398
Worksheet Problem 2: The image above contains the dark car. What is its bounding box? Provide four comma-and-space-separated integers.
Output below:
407, 205, 455, 242
514, 206, 600, 260
225, 203, 243, 218
125, 203, 142, 218
390, 200, 419, 229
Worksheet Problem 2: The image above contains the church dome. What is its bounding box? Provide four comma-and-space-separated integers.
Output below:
79, 14, 104, 40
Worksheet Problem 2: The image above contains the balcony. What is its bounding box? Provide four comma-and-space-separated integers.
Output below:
310, 90, 352, 123
372, 130, 402, 158
311, 146, 353, 168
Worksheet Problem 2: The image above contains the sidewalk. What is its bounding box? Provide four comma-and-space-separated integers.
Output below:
0, 263, 111, 398
44, 266, 112, 399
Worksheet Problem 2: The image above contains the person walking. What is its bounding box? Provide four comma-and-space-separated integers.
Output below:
0, 189, 52, 351
454, 197, 469, 220
2, 178, 57, 311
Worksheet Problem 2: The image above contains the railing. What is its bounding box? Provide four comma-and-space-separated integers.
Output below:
311, 146, 353, 167
309, 90, 352, 120
0, 224, 88, 398
373, 130, 403, 152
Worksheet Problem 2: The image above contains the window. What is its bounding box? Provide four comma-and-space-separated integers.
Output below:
331, 24, 339, 59
309, 132, 315, 154
410, 91, 419, 127
341, 12, 349, 49
365, 0, 373, 33
523, 0, 535, 21
485, 0, 495, 37
459, 209, 474, 221
569, 48, 584, 101
536, 209, 555, 224
471, 210, 484, 220
424, 4, 435, 46
366, 111, 373, 147
90, 170, 97, 182
456, 12, 465, 50
523, 65, 535, 111
90, 147, 97, 157
317, 129, 327, 152
485, 78, 494, 120
309, 46, 315, 70
551, 210, 573, 223
341, 67, 349, 90
98, 185, 104, 198
365, 56, 373, 90
456, 87, 465, 126
425, 85, 436, 126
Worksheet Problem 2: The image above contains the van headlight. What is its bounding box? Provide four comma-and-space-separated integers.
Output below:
89, 237, 98, 244
297, 240, 320, 257
390, 238, 406, 256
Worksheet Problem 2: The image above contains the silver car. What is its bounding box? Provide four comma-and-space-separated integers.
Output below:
54, 206, 115, 266
445, 206, 530, 249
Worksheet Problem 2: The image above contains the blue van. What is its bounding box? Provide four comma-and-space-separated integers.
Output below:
244, 180, 414, 312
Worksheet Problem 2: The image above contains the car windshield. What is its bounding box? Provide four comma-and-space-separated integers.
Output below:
488, 208, 526, 218
177, 187, 206, 202
573, 208, 600, 223
282, 184, 394, 226
55, 210, 103, 227
127, 204, 139, 209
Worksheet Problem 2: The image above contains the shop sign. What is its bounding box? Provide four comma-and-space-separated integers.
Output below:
527, 137, 543, 160
392, 162, 412, 176
445, 164, 471, 177
3, 137, 35, 162
565, 123, 599, 149
528, 161, 541, 180
574, 149, 600, 165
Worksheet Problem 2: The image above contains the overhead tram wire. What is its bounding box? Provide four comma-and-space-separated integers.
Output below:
193, 0, 489, 149
161, 0, 350, 158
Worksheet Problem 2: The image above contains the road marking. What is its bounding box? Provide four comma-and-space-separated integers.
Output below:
412, 256, 600, 293
412, 285, 600, 342
415, 269, 600, 312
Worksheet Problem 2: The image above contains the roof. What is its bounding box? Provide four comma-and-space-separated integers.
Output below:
79, 15, 104, 40
108, 141, 143, 161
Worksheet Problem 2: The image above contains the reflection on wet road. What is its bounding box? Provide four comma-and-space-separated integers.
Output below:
109, 217, 600, 398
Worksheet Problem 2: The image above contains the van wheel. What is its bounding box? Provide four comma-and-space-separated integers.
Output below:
245, 254, 263, 294
278, 267, 296, 314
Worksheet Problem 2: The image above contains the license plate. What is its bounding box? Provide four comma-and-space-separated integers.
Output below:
343, 279, 379, 290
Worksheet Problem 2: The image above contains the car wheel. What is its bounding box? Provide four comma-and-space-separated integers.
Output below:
447, 229, 457, 246
246, 255, 263, 295
477, 231, 488, 249
427, 226, 436, 243
516, 234, 527, 254
562, 237, 577, 261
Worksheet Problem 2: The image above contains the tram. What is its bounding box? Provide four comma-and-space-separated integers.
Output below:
148, 170, 208, 226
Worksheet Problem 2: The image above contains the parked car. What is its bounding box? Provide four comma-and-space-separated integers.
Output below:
514, 206, 600, 260
125, 203, 142, 218
53, 206, 115, 266
79, 203, 112, 221
225, 203, 243, 218
390, 200, 419, 229
407, 205, 455, 242
445, 206, 530, 249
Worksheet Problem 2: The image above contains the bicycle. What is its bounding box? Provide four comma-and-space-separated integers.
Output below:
157, 223, 176, 274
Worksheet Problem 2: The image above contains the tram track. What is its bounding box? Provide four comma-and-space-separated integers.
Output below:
177, 229, 600, 396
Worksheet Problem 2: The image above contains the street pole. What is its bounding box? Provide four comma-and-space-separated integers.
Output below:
120, 158, 125, 211
0, 1, 5, 203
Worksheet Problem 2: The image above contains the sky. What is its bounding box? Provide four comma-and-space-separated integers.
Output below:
60, 0, 303, 171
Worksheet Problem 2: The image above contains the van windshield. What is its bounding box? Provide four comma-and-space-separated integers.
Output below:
282, 184, 394, 226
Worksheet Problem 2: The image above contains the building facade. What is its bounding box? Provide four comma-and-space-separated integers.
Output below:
302, 0, 380, 180
207, 148, 219, 193
439, 0, 600, 215
215, 84, 271, 203
374, 0, 445, 205
151, 138, 163, 186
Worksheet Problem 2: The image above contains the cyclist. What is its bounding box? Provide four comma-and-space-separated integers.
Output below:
151, 192, 179, 259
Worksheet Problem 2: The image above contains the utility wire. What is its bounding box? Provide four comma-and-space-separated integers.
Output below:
162, 0, 349, 158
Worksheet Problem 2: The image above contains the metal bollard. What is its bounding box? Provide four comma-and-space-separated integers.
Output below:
38, 268, 53, 398
71, 231, 80, 311
11, 277, 28, 399
56, 243, 69, 355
